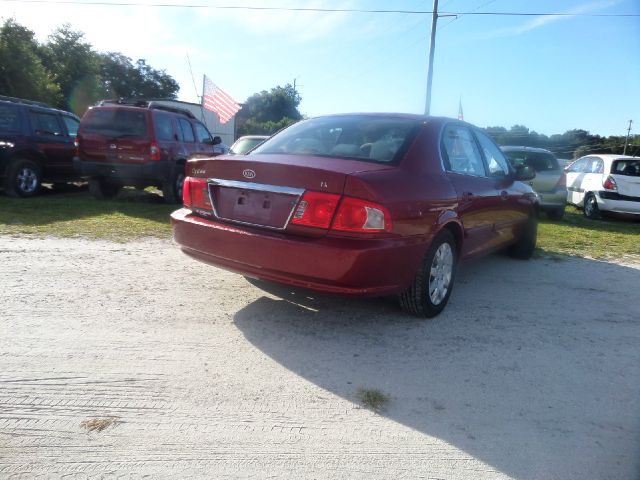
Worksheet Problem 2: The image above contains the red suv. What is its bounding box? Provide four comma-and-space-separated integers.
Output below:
171, 114, 538, 317
75, 100, 224, 203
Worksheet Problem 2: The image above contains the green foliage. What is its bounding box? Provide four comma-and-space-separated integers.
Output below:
0, 18, 179, 116
485, 124, 639, 159
0, 19, 61, 105
237, 84, 302, 136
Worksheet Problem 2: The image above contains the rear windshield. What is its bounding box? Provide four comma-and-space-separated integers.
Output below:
251, 115, 421, 164
82, 108, 148, 138
504, 150, 560, 171
611, 159, 640, 176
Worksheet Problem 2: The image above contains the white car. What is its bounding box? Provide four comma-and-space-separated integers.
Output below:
566, 154, 640, 218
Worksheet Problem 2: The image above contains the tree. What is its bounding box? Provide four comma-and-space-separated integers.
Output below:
237, 84, 302, 135
39, 24, 103, 114
0, 19, 61, 104
99, 53, 179, 100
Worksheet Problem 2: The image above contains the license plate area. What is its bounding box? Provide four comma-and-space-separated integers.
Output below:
208, 180, 304, 230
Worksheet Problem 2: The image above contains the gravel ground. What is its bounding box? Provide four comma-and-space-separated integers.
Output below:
1, 235, 639, 480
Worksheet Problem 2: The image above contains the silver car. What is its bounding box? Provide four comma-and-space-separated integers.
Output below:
501, 146, 567, 220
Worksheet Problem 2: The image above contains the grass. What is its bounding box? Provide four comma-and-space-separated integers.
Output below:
356, 387, 390, 412
1, 188, 639, 262
537, 206, 640, 261
0, 186, 175, 242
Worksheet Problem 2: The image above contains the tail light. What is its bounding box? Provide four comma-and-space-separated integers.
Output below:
291, 191, 392, 233
332, 197, 392, 233
149, 141, 161, 161
183, 177, 210, 209
603, 175, 617, 191
554, 171, 566, 189
73, 137, 79, 157
291, 191, 341, 229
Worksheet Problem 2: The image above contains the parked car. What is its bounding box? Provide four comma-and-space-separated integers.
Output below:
565, 154, 640, 219
0, 95, 81, 197
501, 146, 567, 220
75, 99, 225, 203
171, 114, 538, 317
229, 135, 269, 155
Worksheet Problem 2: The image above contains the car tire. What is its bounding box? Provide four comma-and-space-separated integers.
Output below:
399, 230, 457, 318
89, 178, 121, 200
547, 207, 565, 221
162, 168, 185, 204
509, 212, 537, 259
4, 158, 42, 197
583, 193, 600, 219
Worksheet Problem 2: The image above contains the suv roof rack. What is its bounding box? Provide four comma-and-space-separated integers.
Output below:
97, 98, 196, 119
0, 95, 51, 108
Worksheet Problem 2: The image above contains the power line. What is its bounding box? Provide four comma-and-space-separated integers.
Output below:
0, 0, 637, 16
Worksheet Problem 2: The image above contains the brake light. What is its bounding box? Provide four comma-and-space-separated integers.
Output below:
554, 171, 566, 189
73, 137, 79, 157
149, 141, 161, 161
332, 197, 392, 233
182, 177, 210, 209
603, 175, 617, 191
291, 191, 341, 229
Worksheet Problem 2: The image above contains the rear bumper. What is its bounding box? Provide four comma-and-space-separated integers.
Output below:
170, 208, 430, 296
597, 191, 640, 215
74, 157, 172, 185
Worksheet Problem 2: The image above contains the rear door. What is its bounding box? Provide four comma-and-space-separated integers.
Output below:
192, 121, 220, 157
177, 118, 198, 159
610, 159, 640, 196
28, 109, 74, 178
566, 157, 589, 204
151, 110, 177, 162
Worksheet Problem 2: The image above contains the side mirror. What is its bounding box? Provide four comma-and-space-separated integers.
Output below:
514, 164, 536, 181
212, 136, 222, 145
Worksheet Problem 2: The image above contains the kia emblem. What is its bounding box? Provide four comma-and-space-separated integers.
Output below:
243, 169, 256, 179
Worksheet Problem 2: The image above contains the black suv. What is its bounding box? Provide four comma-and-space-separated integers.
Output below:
75, 100, 224, 203
0, 95, 81, 197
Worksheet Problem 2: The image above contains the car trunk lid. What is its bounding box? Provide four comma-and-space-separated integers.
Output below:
610, 159, 640, 197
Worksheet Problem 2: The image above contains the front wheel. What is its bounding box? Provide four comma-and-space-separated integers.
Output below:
4, 159, 42, 197
399, 230, 457, 318
583, 193, 600, 219
509, 212, 537, 259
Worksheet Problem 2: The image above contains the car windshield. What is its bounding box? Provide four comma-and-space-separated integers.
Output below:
611, 159, 640, 176
82, 109, 148, 138
504, 151, 559, 171
252, 115, 421, 164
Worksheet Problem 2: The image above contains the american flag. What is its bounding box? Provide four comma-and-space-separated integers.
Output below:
202, 75, 241, 124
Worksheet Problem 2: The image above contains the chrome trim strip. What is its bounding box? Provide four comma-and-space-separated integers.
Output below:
206, 178, 305, 230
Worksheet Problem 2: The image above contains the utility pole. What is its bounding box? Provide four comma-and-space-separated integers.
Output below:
424, 0, 439, 115
623, 119, 633, 155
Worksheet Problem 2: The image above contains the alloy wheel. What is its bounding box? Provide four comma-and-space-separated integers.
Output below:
428, 242, 453, 306
17, 167, 39, 193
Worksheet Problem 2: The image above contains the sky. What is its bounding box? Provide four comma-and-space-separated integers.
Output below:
1, 0, 639, 137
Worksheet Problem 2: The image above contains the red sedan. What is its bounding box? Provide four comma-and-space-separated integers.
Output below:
171, 114, 538, 317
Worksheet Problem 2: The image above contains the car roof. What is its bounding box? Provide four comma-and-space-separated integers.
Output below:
0, 96, 80, 120
579, 154, 638, 160
500, 146, 555, 154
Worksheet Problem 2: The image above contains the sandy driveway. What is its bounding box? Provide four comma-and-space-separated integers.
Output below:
1, 235, 639, 479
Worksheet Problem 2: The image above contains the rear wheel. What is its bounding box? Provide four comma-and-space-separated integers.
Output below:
546, 207, 565, 221
399, 230, 457, 318
509, 212, 537, 259
4, 159, 42, 197
89, 178, 121, 199
583, 193, 600, 219
162, 168, 185, 204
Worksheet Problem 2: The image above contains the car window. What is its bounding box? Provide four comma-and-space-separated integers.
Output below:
153, 112, 174, 142
194, 122, 212, 144
475, 130, 510, 177
61, 116, 80, 137
612, 159, 640, 176
178, 118, 195, 143
587, 157, 604, 174
0, 104, 21, 132
30, 111, 64, 136
567, 158, 588, 173
252, 115, 420, 164
83, 109, 148, 138
441, 125, 486, 176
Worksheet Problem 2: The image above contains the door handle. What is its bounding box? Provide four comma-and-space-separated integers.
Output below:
462, 191, 474, 201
